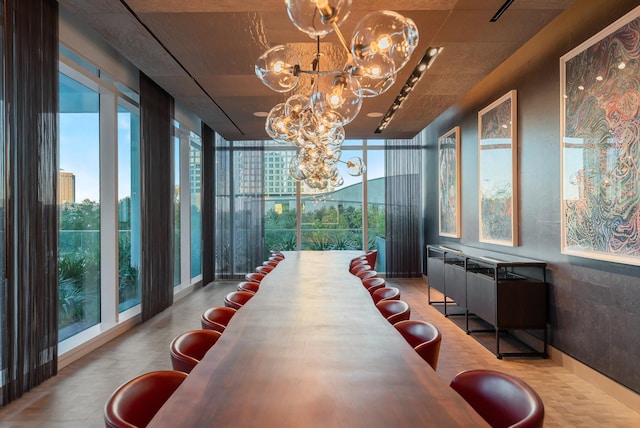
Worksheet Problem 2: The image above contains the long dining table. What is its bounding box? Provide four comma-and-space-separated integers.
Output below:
148, 251, 489, 427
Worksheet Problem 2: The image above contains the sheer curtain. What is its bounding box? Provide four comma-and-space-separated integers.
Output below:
201, 124, 215, 286
139, 73, 175, 321
1, 0, 59, 406
385, 134, 423, 277
215, 139, 265, 278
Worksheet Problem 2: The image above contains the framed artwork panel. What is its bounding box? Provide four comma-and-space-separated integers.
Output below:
478, 90, 518, 246
560, 6, 640, 265
438, 126, 461, 237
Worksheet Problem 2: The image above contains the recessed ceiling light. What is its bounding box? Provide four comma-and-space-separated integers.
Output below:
367, 112, 384, 118
253, 111, 268, 117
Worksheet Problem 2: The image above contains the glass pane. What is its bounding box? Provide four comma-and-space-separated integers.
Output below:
117, 104, 141, 312
301, 147, 364, 251
264, 149, 297, 257
366, 148, 385, 272
58, 72, 101, 341
174, 132, 181, 286
190, 132, 202, 278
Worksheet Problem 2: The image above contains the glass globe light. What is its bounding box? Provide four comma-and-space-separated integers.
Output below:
345, 156, 366, 176
265, 103, 295, 144
289, 153, 308, 181
310, 71, 362, 126
285, 0, 353, 38
255, 45, 301, 92
285, 94, 311, 117
351, 10, 419, 74
348, 58, 396, 97
330, 173, 344, 187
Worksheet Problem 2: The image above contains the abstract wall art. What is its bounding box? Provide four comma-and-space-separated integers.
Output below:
478, 90, 518, 246
561, 6, 640, 265
438, 126, 461, 237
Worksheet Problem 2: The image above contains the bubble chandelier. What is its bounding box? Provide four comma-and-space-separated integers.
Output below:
255, 0, 419, 190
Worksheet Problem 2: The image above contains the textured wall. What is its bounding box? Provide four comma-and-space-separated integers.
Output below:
423, 0, 640, 393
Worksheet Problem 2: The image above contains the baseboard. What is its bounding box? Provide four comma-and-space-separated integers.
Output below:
548, 345, 640, 413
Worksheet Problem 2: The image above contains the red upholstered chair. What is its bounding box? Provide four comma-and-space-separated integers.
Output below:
256, 265, 274, 275
362, 276, 387, 291
224, 291, 255, 309
170, 329, 222, 374
263, 260, 279, 267
393, 320, 442, 370
376, 300, 410, 324
350, 255, 367, 267
449, 369, 545, 428
365, 249, 378, 269
245, 272, 266, 283
201, 306, 237, 333
237, 281, 260, 293
270, 250, 284, 258
371, 286, 401, 304
350, 263, 371, 275
104, 370, 188, 428
269, 254, 285, 262
356, 270, 378, 281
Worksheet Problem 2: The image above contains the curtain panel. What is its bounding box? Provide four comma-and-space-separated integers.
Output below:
215, 139, 265, 278
385, 136, 423, 277
201, 124, 215, 286
139, 73, 175, 321
1, 0, 59, 407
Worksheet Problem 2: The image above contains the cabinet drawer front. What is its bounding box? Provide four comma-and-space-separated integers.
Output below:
466, 271, 496, 325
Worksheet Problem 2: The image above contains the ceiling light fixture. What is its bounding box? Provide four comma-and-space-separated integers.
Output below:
255, 0, 419, 190
375, 46, 442, 133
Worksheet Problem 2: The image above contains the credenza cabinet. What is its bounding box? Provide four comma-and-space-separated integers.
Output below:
426, 245, 548, 358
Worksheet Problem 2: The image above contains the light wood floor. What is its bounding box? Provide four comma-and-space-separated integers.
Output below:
1, 277, 639, 427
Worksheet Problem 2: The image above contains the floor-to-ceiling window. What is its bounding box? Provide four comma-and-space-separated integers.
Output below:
365, 141, 386, 271
117, 100, 141, 312
219, 138, 387, 274
190, 133, 202, 278
58, 70, 101, 341
264, 144, 297, 253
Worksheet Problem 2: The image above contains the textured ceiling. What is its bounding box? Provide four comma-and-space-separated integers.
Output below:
59, 0, 576, 141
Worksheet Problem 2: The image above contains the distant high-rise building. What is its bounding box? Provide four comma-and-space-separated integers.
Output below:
59, 171, 76, 204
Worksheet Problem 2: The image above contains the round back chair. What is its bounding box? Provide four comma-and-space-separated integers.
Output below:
237, 281, 260, 293
371, 286, 401, 304
170, 329, 222, 373
245, 272, 266, 283
255, 265, 274, 275
361, 276, 387, 291
224, 290, 255, 309
375, 300, 411, 324
350, 263, 371, 275
263, 260, 279, 267
356, 270, 378, 281
449, 369, 545, 428
364, 249, 378, 269
104, 370, 188, 428
201, 306, 237, 332
393, 320, 442, 370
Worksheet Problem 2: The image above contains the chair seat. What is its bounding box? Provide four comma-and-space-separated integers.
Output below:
104, 370, 188, 428
375, 300, 411, 324
245, 272, 266, 283
371, 286, 401, 304
356, 270, 378, 280
201, 306, 237, 332
393, 320, 442, 370
449, 369, 545, 428
237, 281, 260, 293
170, 330, 222, 374
224, 291, 255, 309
